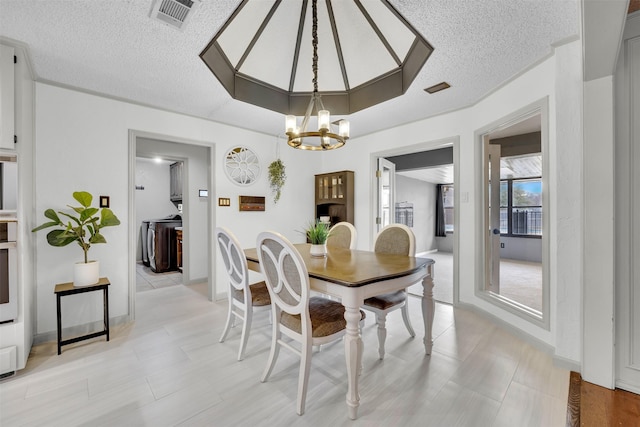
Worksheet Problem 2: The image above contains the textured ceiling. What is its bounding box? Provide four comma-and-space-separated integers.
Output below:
0, 0, 579, 140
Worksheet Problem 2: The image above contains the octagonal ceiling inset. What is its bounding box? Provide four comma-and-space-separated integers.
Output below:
200, 0, 434, 116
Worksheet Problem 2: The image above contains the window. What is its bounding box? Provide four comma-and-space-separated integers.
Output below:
442, 184, 454, 232
499, 178, 542, 237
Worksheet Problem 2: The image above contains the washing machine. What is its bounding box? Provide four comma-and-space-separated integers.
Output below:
141, 220, 150, 266
147, 215, 182, 273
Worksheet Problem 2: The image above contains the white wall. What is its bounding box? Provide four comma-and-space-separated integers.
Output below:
320, 41, 583, 363
395, 174, 436, 253
552, 40, 584, 366
435, 235, 453, 253
500, 236, 542, 263
33, 83, 320, 337
582, 75, 615, 387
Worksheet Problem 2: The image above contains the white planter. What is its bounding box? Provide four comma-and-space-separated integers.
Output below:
74, 260, 100, 287
310, 244, 327, 257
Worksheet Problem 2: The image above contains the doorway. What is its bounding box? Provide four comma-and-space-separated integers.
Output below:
128, 130, 215, 320
373, 139, 459, 305
135, 156, 184, 293
476, 99, 549, 328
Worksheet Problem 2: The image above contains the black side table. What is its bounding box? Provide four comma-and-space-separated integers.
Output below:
54, 277, 110, 355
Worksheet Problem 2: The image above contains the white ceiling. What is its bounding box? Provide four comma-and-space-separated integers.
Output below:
397, 152, 542, 185
0, 0, 579, 139
397, 164, 454, 184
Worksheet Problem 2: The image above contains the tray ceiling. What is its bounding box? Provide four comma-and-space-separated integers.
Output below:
0, 0, 579, 139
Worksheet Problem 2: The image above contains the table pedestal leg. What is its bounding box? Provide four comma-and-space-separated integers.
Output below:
344, 305, 362, 420
422, 266, 435, 355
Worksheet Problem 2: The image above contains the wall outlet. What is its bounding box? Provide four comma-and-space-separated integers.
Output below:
500, 243, 505, 248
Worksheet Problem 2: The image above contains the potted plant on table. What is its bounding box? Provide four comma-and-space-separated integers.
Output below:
32, 191, 121, 286
303, 220, 331, 257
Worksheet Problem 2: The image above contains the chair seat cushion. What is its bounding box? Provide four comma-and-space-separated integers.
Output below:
363, 290, 406, 310
281, 297, 365, 337
233, 281, 271, 306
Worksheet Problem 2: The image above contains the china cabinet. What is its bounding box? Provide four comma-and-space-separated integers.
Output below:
314, 170, 354, 225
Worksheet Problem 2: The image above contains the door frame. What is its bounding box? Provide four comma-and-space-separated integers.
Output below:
370, 136, 460, 304
376, 157, 396, 234
474, 98, 550, 330
614, 14, 640, 393
127, 130, 216, 320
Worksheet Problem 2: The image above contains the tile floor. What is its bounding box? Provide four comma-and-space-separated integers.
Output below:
1, 282, 569, 426
136, 262, 183, 292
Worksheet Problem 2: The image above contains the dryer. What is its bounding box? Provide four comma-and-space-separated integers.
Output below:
147, 215, 182, 273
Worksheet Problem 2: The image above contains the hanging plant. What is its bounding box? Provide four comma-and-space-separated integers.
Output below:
268, 158, 286, 204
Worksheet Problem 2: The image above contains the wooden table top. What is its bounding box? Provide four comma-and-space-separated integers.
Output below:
245, 243, 433, 288
54, 277, 110, 293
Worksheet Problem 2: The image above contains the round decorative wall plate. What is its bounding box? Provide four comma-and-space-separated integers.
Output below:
224, 146, 260, 186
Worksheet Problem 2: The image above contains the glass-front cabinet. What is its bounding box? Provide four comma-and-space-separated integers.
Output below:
314, 170, 354, 226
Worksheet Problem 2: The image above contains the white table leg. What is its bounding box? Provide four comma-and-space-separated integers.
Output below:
344, 304, 362, 420
422, 265, 435, 355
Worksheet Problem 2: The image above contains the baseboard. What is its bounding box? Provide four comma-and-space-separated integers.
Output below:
33, 314, 130, 346
553, 354, 581, 373
416, 249, 438, 257
186, 276, 207, 286
456, 301, 555, 355
615, 380, 640, 395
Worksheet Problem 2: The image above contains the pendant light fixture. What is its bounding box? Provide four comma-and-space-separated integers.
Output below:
285, 0, 349, 151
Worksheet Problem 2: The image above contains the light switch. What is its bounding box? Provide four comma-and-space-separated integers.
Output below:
218, 197, 231, 207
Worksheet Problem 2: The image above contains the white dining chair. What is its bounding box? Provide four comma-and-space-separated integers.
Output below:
216, 227, 271, 361
362, 223, 416, 359
326, 221, 357, 249
257, 231, 365, 415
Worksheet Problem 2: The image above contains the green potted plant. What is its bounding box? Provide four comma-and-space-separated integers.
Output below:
267, 159, 286, 204
32, 191, 121, 286
303, 220, 331, 257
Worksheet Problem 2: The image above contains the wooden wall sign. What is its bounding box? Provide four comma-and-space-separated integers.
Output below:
239, 196, 265, 211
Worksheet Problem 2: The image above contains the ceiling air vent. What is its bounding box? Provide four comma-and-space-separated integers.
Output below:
150, 0, 199, 30
424, 82, 451, 94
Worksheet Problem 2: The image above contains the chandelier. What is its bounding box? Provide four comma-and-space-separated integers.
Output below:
285, 0, 349, 150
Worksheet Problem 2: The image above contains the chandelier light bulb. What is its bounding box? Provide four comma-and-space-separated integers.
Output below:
285, 115, 297, 134
339, 120, 350, 138
318, 110, 330, 131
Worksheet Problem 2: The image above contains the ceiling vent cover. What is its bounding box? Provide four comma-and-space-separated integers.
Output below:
150, 0, 199, 30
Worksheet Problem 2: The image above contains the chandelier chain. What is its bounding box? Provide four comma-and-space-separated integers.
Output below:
312, 0, 318, 94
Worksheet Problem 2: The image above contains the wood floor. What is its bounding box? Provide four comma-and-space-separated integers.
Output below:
567, 372, 640, 426
1, 282, 570, 426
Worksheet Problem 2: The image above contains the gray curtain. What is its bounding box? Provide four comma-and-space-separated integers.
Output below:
435, 184, 446, 237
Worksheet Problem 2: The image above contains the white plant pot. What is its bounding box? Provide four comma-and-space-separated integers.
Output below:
74, 260, 100, 287
310, 244, 327, 257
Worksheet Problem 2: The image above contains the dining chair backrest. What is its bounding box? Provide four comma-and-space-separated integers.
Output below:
216, 226, 249, 295
327, 221, 357, 249
367, 223, 417, 360
373, 223, 416, 256
257, 231, 310, 320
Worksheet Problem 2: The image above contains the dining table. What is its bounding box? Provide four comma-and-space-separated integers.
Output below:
244, 243, 435, 420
